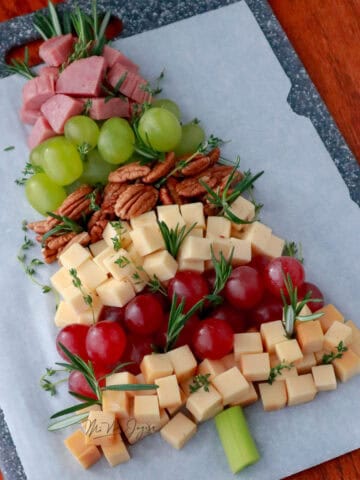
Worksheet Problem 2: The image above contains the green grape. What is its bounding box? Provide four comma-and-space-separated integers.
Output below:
64, 115, 99, 151
98, 118, 135, 164
25, 173, 67, 216
138, 108, 181, 152
79, 148, 117, 185
152, 98, 181, 120
29, 143, 46, 167
175, 122, 206, 156
42, 136, 83, 186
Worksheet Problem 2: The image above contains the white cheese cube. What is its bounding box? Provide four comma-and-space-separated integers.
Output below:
130, 225, 165, 256
143, 250, 178, 282
103, 250, 137, 280
211, 367, 250, 405
127, 243, 144, 267
62, 284, 94, 314
275, 339, 303, 363
103, 221, 132, 249
130, 210, 157, 229
128, 267, 149, 293
54, 301, 79, 327
209, 238, 233, 261
168, 345, 197, 382
89, 239, 108, 257
188, 228, 204, 237
157, 205, 185, 230
77, 295, 103, 325
178, 257, 205, 273
263, 234, 285, 259
59, 243, 91, 269
76, 259, 108, 290
206, 216, 232, 239
240, 221, 272, 256
160, 412, 197, 449
180, 203, 205, 229
106, 371, 137, 387
96, 278, 135, 307
178, 236, 211, 261
229, 238, 252, 266
186, 386, 223, 422
50, 267, 73, 296
92, 246, 115, 273
228, 196, 255, 230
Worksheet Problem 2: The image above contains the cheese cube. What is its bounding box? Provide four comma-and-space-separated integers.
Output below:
135, 373, 157, 396
239, 353, 270, 381
180, 376, 196, 396
274, 365, 298, 382
103, 250, 136, 280
178, 257, 205, 273
206, 216, 232, 239
127, 243, 144, 267
130, 210, 157, 229
228, 196, 255, 230
54, 301, 79, 327
197, 358, 226, 381
347, 320, 360, 357
314, 350, 326, 364
180, 203, 205, 229
106, 371, 137, 388
286, 374, 317, 406
294, 352, 316, 374
168, 345, 197, 382
84, 411, 116, 446
59, 243, 91, 269
209, 238, 232, 261
102, 432, 130, 467
133, 395, 160, 425
311, 364, 337, 391
103, 221, 132, 249
119, 415, 159, 444
323, 321, 352, 351
76, 259, 108, 290
143, 250, 178, 282
166, 388, 188, 416
160, 412, 197, 449
76, 403, 101, 416
50, 267, 72, 296
296, 320, 324, 353
62, 284, 93, 314
230, 381, 258, 407
77, 295, 103, 325
140, 353, 173, 383
64, 429, 101, 469
130, 225, 165, 256
229, 238, 252, 265
89, 239, 108, 257
234, 332, 263, 360
317, 304, 345, 332
102, 390, 130, 420
186, 386, 223, 422
160, 408, 170, 427
93, 246, 115, 273
240, 221, 272, 256
96, 278, 135, 307
275, 339, 303, 363
221, 353, 237, 370
260, 320, 287, 353
263, 234, 285, 259
128, 266, 149, 293
259, 381, 287, 411
211, 367, 249, 405
188, 228, 204, 237
157, 205, 185, 230
178, 236, 211, 261
333, 349, 360, 382
155, 375, 182, 409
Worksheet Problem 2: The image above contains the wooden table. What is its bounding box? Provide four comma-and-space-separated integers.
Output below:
0, 1, 359, 479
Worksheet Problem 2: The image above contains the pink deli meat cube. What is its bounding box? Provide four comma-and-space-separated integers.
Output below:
28, 116, 56, 150
102, 45, 139, 73
41, 94, 84, 134
39, 66, 59, 82
107, 62, 151, 104
83, 97, 129, 120
56, 56, 106, 97
22, 75, 55, 111
20, 107, 41, 125
39, 34, 74, 67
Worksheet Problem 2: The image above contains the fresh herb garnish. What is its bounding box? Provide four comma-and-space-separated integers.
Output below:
33, 0, 62, 40
5, 46, 37, 80
322, 341, 348, 364
132, 268, 167, 296
206, 247, 234, 305
267, 361, 294, 384
78, 142, 93, 160
41, 212, 84, 245
189, 373, 211, 393
40, 367, 67, 396
132, 118, 165, 162
139, 69, 165, 96
82, 99, 93, 116
69, 268, 95, 323
158, 221, 197, 258
15, 162, 42, 186
110, 221, 126, 251
115, 255, 131, 268
17, 235, 52, 293
85, 188, 101, 212
103, 72, 128, 103
283, 241, 304, 264
3, 145, 15, 152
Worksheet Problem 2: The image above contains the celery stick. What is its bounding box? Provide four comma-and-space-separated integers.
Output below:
215, 406, 260, 473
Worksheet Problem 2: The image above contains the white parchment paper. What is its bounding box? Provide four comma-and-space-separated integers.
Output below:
0, 3, 359, 479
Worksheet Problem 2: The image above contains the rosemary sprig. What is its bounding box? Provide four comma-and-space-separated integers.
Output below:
283, 241, 304, 264
41, 212, 84, 245
33, 0, 63, 40
90, 0, 111, 56
140, 69, 165, 96
322, 341, 348, 364
103, 73, 128, 103
189, 374, 211, 393
267, 361, 294, 384
17, 235, 52, 293
5, 47, 36, 80
69, 268, 95, 323
158, 221, 197, 258
15, 162, 42, 186
206, 247, 234, 305
4, 146, 15, 152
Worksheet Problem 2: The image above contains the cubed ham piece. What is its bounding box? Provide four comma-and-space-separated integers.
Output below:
102, 45, 139, 73
81, 97, 129, 120
20, 107, 41, 125
56, 56, 106, 97
39, 34, 74, 67
41, 94, 84, 134
39, 66, 59, 82
108, 63, 151, 104
28, 116, 56, 150
22, 75, 55, 111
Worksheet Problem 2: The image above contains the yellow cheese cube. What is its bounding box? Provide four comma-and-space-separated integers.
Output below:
263, 234, 285, 259
103, 221, 132, 249
221, 353, 237, 370
168, 345, 197, 382
102, 390, 130, 420
89, 239, 108, 257
62, 284, 94, 314
103, 250, 136, 280
180, 376, 196, 397
211, 367, 250, 405
296, 320, 324, 353
188, 228, 204, 237
333, 349, 360, 382
92, 246, 115, 273
119, 415, 159, 444
155, 375, 182, 409
76, 404, 101, 416
228, 196, 255, 230
50, 267, 72, 296
275, 339, 303, 363
96, 278, 135, 307
54, 301, 79, 327
259, 381, 287, 411
230, 381, 258, 407
129, 225, 165, 256
130, 210, 157, 229
133, 395, 160, 425
239, 353, 270, 381
180, 203, 205, 229
157, 205, 185, 230
102, 432, 130, 467
286, 374, 317, 406
294, 352, 316, 374
128, 267, 149, 293
347, 320, 360, 357
166, 388, 188, 416
186, 386, 223, 422
140, 353, 174, 383
160, 408, 170, 427
323, 321, 352, 351
127, 243, 144, 267
311, 364, 337, 391
209, 238, 232, 261
274, 365, 298, 382
206, 216, 232, 239
178, 236, 211, 261
234, 332, 263, 360
178, 257, 205, 273
260, 320, 287, 353
240, 221, 272, 256
135, 373, 157, 396
197, 358, 226, 381
160, 412, 197, 449
317, 304, 345, 332
76, 259, 108, 290
64, 429, 101, 469
84, 411, 116, 446
106, 371, 137, 387
59, 243, 91, 269
77, 295, 103, 326
229, 238, 252, 265
143, 250, 178, 282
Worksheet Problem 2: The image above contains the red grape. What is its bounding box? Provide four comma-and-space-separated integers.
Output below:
98, 305, 125, 324
224, 266, 264, 310
192, 318, 234, 360
175, 314, 200, 348
56, 324, 89, 361
211, 304, 248, 333
203, 269, 216, 291
298, 281, 324, 312
168, 270, 209, 312
122, 334, 154, 374
86, 321, 127, 367
263, 257, 305, 297
248, 254, 270, 274
249, 292, 283, 329
124, 293, 165, 335
153, 318, 168, 350
68, 364, 109, 400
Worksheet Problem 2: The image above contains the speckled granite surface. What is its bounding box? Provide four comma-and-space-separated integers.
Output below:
0, 1, 359, 478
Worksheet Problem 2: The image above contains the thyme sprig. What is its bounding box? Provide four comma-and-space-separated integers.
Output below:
85, 187, 101, 212
283, 241, 304, 264
322, 341, 348, 364
17, 235, 52, 293
15, 162, 42, 186
5, 47, 36, 80
267, 361, 294, 385
69, 268, 95, 323
110, 220, 126, 251
40, 367, 67, 396
4, 146, 15, 152
158, 221, 197, 258
189, 374, 211, 393
140, 69, 165, 96
206, 247, 234, 305
132, 268, 167, 296
41, 213, 84, 245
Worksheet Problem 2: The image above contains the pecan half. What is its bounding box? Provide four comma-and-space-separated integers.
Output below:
166, 177, 183, 204
159, 186, 174, 205
109, 162, 151, 183
101, 182, 129, 215
180, 155, 211, 176
115, 184, 158, 219
46, 185, 93, 229
42, 248, 58, 264
87, 210, 109, 243
45, 232, 77, 250
176, 174, 217, 198
27, 219, 50, 234
142, 152, 176, 183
